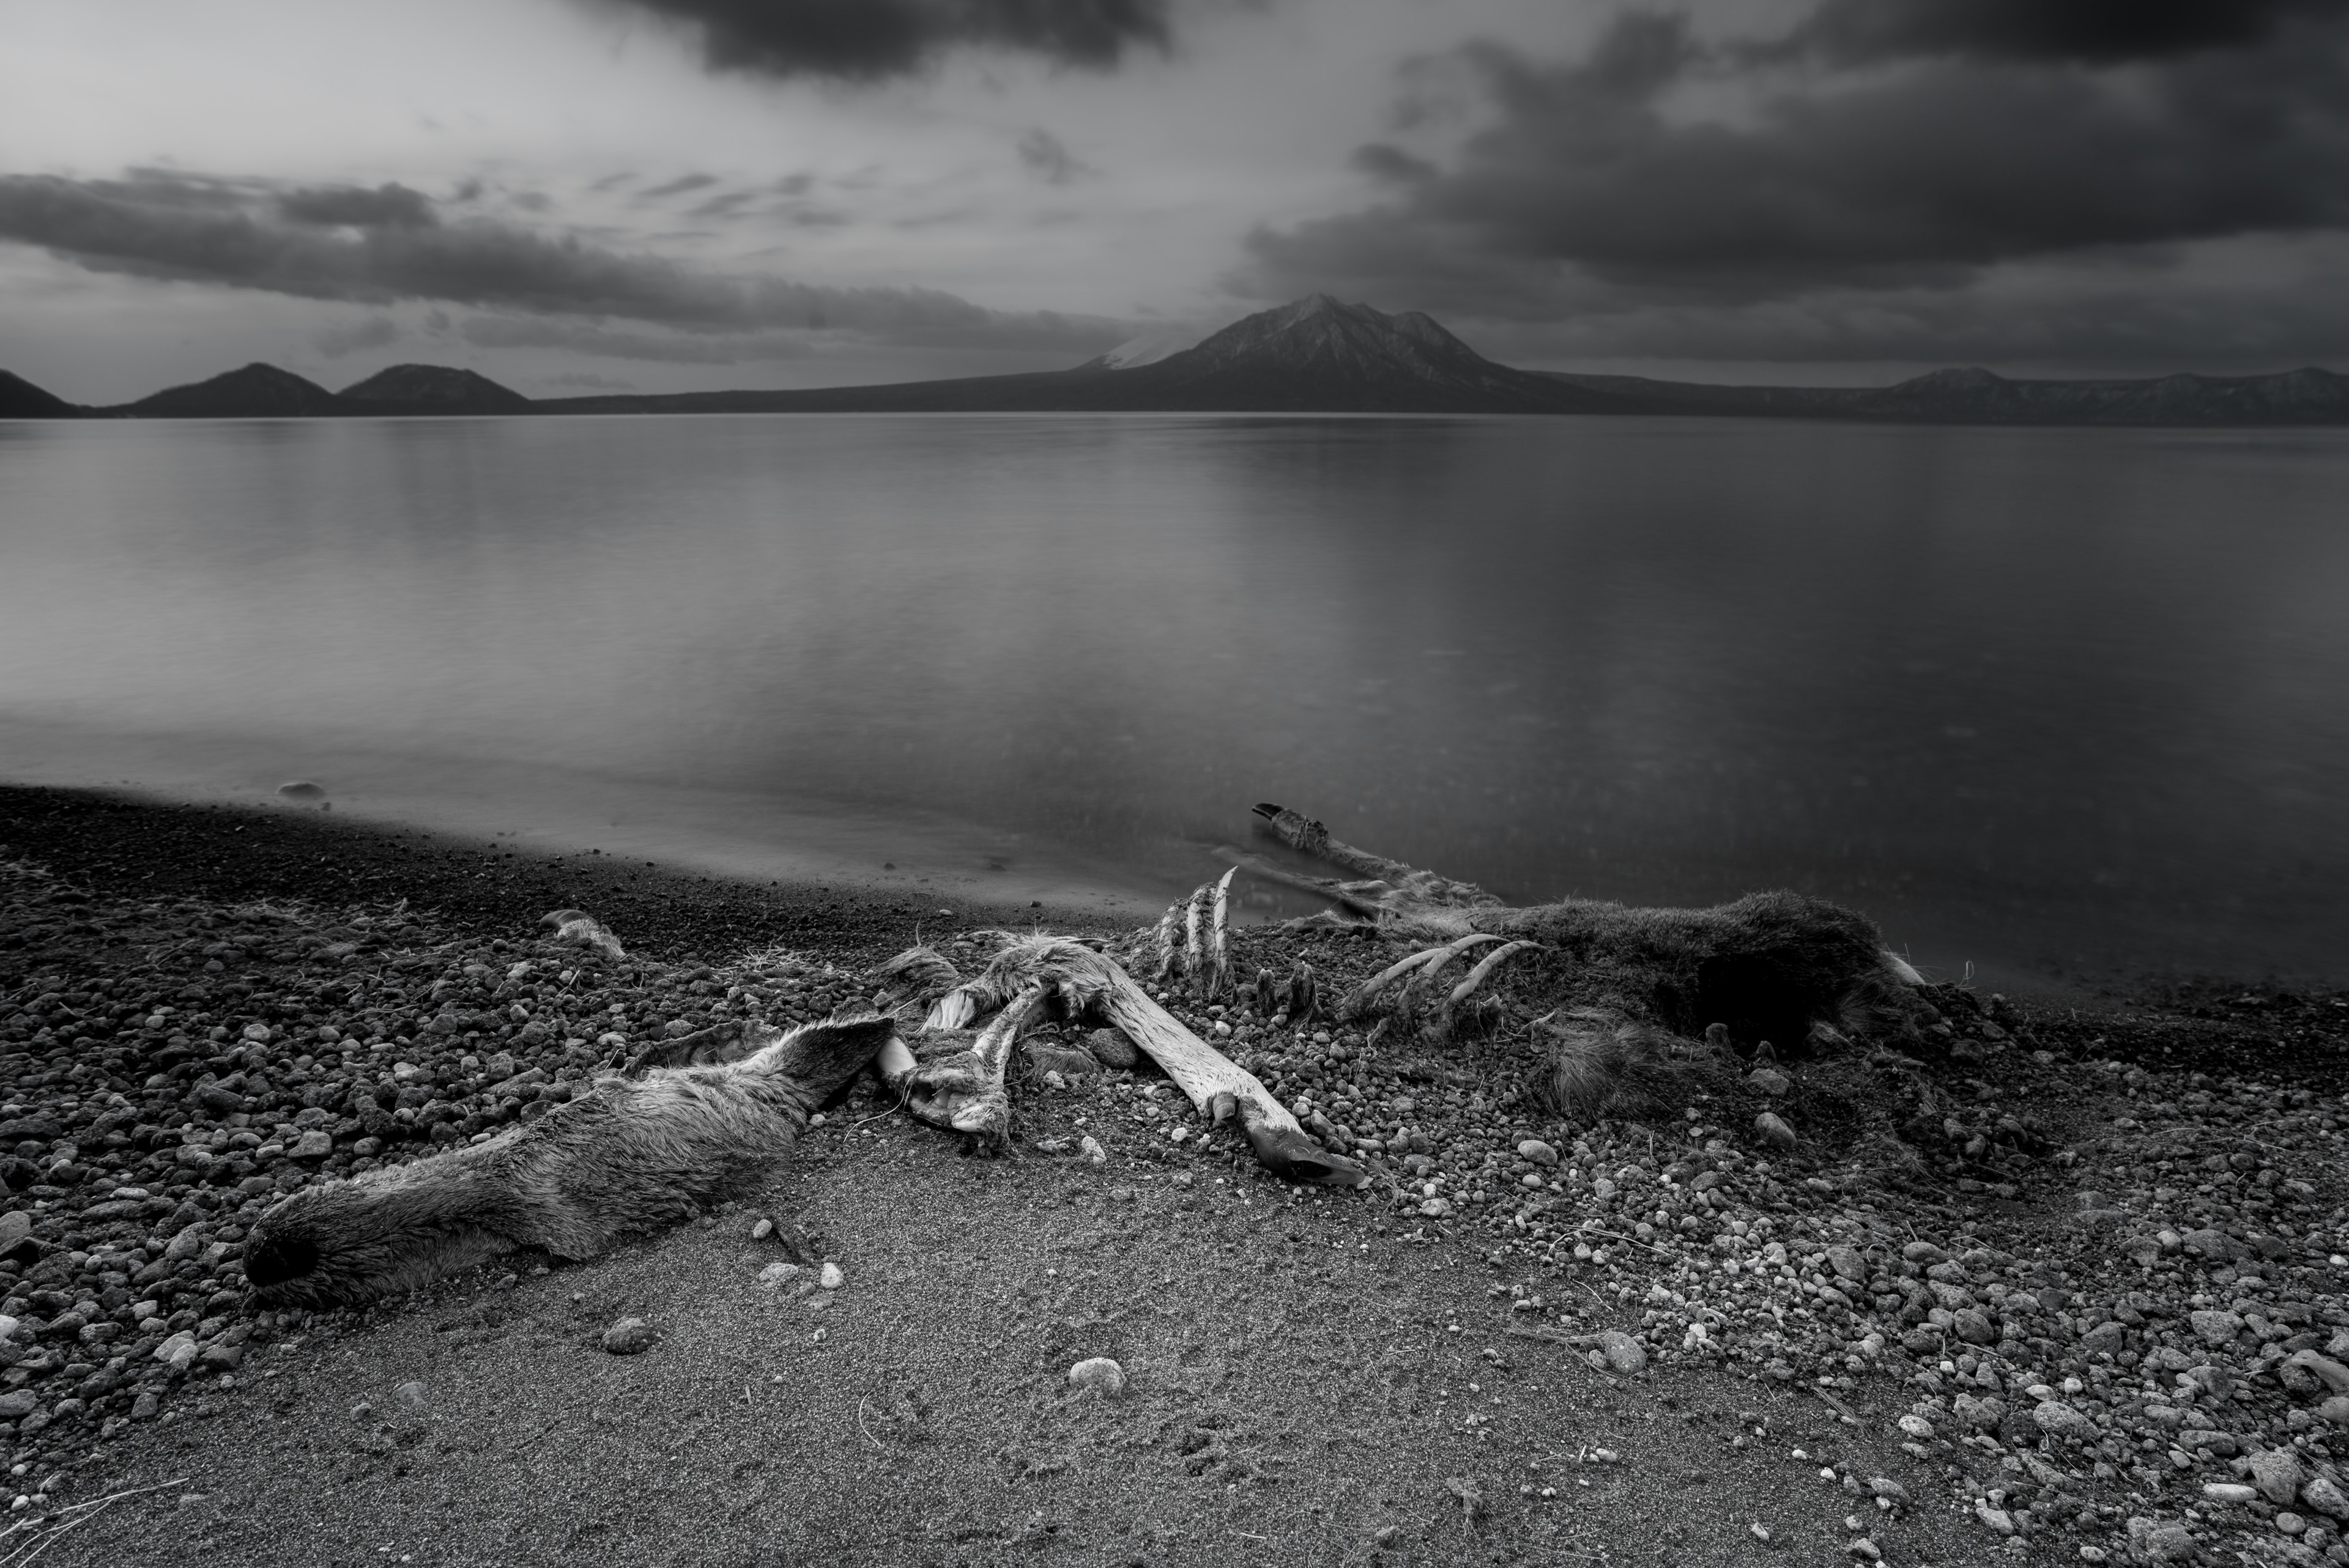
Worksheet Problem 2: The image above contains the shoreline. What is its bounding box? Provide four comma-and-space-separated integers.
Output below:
0, 782, 1131, 966
4, 783, 2349, 1565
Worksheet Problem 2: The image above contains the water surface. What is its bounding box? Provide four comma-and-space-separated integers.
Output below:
4, 413, 2346, 989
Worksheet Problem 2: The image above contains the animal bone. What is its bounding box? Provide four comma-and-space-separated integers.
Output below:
1283, 961, 1319, 1023
887, 982, 1052, 1145
1182, 882, 1206, 989
1253, 966, 1280, 1016
1206, 867, 1234, 999
244, 1014, 895, 1307
1151, 900, 1184, 983
1447, 939, 1544, 1006
1338, 936, 1502, 1021
880, 934, 1363, 1186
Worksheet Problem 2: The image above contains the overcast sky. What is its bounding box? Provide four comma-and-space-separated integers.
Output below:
6, 0, 2348, 401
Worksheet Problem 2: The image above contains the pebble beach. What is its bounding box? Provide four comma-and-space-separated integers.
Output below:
4, 783, 2349, 1566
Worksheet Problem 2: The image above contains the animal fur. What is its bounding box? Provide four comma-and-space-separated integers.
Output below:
1246, 802, 1923, 1056
540, 908, 626, 962
1535, 1009, 1737, 1122
243, 1014, 895, 1307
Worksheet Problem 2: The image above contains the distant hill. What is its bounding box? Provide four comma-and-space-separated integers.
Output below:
339, 364, 532, 415
37, 300, 2349, 424
119, 363, 344, 419
0, 368, 79, 419
1541, 363, 2349, 426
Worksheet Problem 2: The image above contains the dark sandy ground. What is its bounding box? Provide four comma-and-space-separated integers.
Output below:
4, 785, 2346, 1567
33, 1109, 1984, 1568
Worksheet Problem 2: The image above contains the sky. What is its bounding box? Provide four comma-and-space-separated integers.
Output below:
5, 0, 2349, 402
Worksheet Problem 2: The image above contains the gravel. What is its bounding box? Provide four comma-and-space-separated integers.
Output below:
4, 783, 2349, 1562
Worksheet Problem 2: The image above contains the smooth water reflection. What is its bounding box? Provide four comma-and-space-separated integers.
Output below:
4, 413, 2347, 987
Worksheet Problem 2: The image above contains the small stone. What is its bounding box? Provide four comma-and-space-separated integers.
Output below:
1867, 1478, 1909, 1506
2189, 1308, 2245, 1348
750, 1218, 775, 1241
394, 1380, 429, 1411
1598, 1330, 1647, 1376
1517, 1140, 1559, 1167
1825, 1244, 1866, 1284
1952, 1308, 1997, 1345
2033, 1401, 2099, 1442
1974, 1501, 2015, 1535
1067, 1357, 1124, 1395
2277, 1512, 2307, 1536
2321, 1394, 2349, 1426
1896, 1414, 1934, 1440
1746, 1067, 1791, 1096
601, 1317, 656, 1355
1754, 1112, 1797, 1150
1081, 1135, 1107, 1165
758, 1262, 801, 1287
2203, 1482, 2258, 1504
2287, 1352, 2349, 1396
2300, 1476, 2349, 1520
291, 1130, 333, 1159
2180, 1227, 2240, 1261
0, 1391, 34, 1421
818, 1262, 844, 1290
2249, 1446, 2306, 1506
1084, 1029, 1138, 1070
1952, 1393, 2006, 1432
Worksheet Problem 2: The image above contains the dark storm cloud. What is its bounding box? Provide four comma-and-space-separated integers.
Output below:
0, 169, 1128, 353
588, 0, 1171, 82
314, 316, 403, 357
1770, 0, 2349, 66
1238, 3, 2349, 363
278, 182, 437, 229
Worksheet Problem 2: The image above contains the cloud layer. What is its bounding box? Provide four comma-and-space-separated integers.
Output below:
1238, 1, 2349, 365
588, 0, 1171, 81
0, 169, 1126, 356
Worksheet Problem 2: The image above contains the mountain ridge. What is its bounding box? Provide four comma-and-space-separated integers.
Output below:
5, 298, 2347, 424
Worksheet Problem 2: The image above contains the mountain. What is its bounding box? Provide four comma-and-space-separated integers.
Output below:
339, 364, 532, 415
0, 369, 80, 419
1082, 325, 1201, 370
59, 300, 2349, 423
537, 295, 1614, 416
1088, 295, 1611, 413
119, 363, 344, 419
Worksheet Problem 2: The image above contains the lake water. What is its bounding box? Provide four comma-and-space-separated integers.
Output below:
4, 413, 2347, 991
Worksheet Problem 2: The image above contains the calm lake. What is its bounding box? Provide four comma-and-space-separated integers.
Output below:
4, 413, 2347, 991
